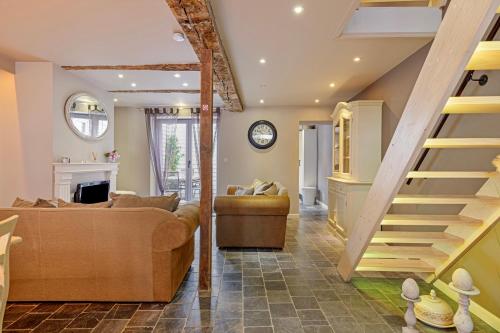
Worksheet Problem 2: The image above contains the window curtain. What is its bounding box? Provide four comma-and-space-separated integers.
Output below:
191, 108, 220, 196
145, 107, 179, 195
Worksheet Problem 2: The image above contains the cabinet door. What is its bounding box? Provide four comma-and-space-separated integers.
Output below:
334, 189, 347, 235
341, 116, 351, 175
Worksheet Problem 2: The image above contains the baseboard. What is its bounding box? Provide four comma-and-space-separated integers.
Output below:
433, 279, 500, 329
317, 200, 328, 209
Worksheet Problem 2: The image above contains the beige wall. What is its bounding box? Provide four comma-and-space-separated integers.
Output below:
0, 69, 24, 206
114, 107, 151, 196
13, 62, 54, 201
353, 43, 431, 155
0, 53, 15, 73
218, 106, 332, 214
52, 65, 114, 163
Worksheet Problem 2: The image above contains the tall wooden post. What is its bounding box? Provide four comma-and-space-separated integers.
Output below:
199, 49, 213, 291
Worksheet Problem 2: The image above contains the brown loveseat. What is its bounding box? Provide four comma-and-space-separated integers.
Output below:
0, 203, 199, 302
214, 183, 290, 248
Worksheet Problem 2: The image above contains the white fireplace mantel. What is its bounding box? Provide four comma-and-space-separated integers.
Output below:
53, 162, 119, 202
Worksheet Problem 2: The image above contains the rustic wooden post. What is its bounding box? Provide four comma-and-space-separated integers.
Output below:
199, 48, 213, 291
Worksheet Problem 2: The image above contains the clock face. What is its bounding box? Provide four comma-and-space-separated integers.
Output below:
248, 120, 277, 149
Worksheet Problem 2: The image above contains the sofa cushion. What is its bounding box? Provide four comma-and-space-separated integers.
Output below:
235, 186, 254, 196
57, 199, 112, 208
111, 192, 179, 212
12, 197, 35, 208
263, 183, 279, 196
254, 182, 273, 195
34, 198, 57, 208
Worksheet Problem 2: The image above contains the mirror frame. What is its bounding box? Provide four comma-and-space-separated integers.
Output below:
64, 92, 109, 141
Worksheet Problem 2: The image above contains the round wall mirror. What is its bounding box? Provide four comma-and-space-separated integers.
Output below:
65, 92, 109, 140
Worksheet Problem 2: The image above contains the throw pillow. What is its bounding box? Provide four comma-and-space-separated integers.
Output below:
11, 197, 35, 208
235, 186, 254, 196
57, 199, 112, 208
263, 183, 279, 196
251, 178, 265, 188
111, 193, 179, 212
254, 182, 273, 195
34, 198, 57, 208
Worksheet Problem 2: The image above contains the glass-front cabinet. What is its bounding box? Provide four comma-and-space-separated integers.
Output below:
328, 100, 383, 242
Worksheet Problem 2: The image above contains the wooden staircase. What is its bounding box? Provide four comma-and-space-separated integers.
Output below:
337, 0, 500, 282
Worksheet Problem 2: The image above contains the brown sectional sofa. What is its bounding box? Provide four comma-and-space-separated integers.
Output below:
0, 203, 199, 302
214, 183, 290, 248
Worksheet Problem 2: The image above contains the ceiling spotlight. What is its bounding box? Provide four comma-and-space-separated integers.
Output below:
118, 74, 124, 79
260, 99, 265, 104
182, 82, 189, 87
315, 99, 320, 103
293, 5, 304, 14
174, 73, 181, 78
131, 83, 137, 87
113, 98, 118, 102
353, 57, 361, 62
329, 83, 335, 88
173, 32, 186, 42
259, 58, 266, 64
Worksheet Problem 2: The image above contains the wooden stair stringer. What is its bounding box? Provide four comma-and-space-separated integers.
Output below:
432, 174, 500, 281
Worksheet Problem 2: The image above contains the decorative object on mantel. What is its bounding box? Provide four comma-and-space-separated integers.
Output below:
60, 156, 71, 164
415, 289, 454, 328
401, 278, 421, 333
91, 152, 97, 162
449, 268, 480, 333
104, 149, 120, 163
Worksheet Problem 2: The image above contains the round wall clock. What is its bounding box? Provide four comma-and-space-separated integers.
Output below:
248, 120, 277, 149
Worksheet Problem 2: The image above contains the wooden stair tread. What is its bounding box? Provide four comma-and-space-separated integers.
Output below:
393, 195, 500, 205
357, 258, 435, 272
364, 245, 448, 259
406, 171, 495, 178
423, 138, 500, 148
443, 96, 500, 114
382, 214, 482, 226
466, 41, 500, 70
372, 231, 463, 244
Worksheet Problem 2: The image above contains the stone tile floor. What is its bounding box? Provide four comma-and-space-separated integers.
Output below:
4, 211, 497, 332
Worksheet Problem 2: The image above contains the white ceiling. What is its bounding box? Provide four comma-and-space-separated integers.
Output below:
210, 0, 432, 107
0, 0, 432, 109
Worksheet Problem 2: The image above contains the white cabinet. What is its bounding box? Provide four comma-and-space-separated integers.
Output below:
328, 100, 383, 241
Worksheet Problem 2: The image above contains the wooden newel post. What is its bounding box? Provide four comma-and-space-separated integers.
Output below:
199, 49, 213, 291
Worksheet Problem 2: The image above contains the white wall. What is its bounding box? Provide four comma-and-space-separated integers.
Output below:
114, 107, 151, 196
218, 106, 332, 214
0, 62, 114, 204
53, 65, 114, 163
317, 124, 333, 205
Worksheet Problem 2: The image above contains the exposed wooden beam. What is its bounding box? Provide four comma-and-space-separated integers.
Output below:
109, 89, 202, 94
62, 63, 200, 71
165, 0, 243, 112
336, 0, 500, 282
199, 49, 213, 291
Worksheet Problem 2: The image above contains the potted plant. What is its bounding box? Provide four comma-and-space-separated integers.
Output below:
104, 149, 120, 163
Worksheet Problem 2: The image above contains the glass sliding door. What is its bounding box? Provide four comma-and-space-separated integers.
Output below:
158, 118, 217, 201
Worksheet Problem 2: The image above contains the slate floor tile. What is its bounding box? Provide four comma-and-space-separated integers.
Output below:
6, 313, 51, 329
269, 303, 297, 318
243, 310, 271, 327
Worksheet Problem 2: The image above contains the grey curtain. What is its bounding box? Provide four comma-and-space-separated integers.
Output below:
145, 107, 179, 195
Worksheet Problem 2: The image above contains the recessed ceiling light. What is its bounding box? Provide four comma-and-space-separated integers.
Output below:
315, 99, 320, 103
353, 57, 361, 62
131, 82, 137, 87
260, 99, 265, 104
173, 32, 185, 42
174, 73, 181, 78
118, 74, 124, 79
293, 5, 304, 14
329, 83, 335, 88
113, 98, 118, 102
259, 58, 266, 64
182, 82, 189, 87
